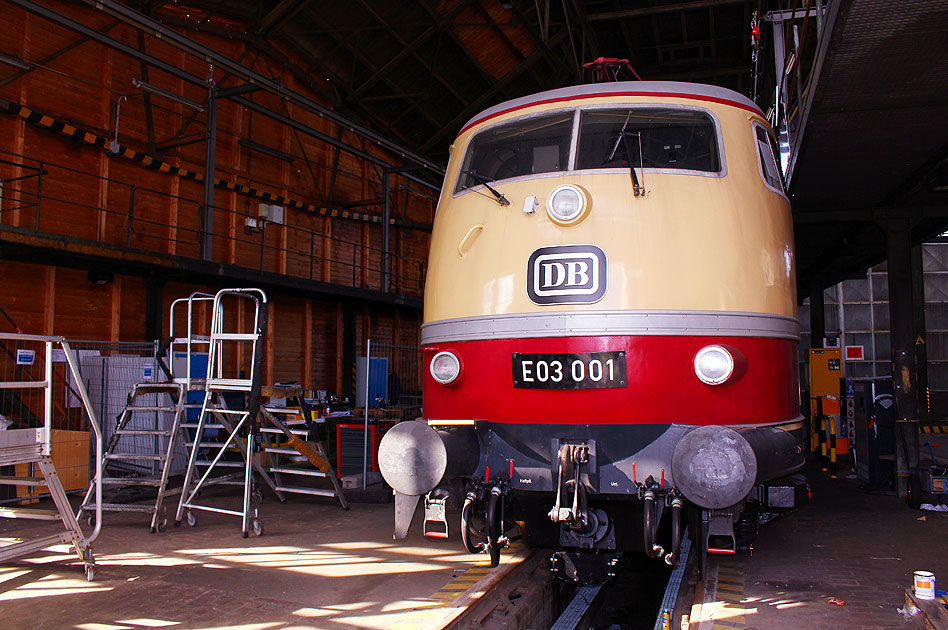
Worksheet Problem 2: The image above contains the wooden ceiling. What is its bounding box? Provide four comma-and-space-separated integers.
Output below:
140, 0, 760, 161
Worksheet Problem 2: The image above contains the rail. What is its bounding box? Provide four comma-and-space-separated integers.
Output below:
0, 148, 426, 297
0, 332, 103, 549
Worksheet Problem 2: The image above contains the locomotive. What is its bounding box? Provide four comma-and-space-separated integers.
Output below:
378, 81, 805, 581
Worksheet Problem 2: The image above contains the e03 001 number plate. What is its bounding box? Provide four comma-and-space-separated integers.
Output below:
512, 351, 626, 389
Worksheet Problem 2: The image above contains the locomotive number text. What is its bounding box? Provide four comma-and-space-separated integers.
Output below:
511, 351, 626, 389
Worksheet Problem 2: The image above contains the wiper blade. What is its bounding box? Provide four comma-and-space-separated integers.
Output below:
462, 170, 510, 206
606, 111, 646, 198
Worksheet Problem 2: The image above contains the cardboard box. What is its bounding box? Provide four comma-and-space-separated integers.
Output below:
15, 429, 90, 503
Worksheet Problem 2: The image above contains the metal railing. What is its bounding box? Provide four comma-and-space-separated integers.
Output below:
0, 148, 426, 296
0, 332, 103, 550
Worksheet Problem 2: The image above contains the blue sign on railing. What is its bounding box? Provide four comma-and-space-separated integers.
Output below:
15, 349, 35, 366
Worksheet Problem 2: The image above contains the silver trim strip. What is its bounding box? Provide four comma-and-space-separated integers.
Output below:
422, 310, 801, 344
427, 419, 476, 426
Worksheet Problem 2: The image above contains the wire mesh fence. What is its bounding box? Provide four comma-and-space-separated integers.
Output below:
358, 341, 422, 422
68, 341, 190, 481
344, 340, 422, 488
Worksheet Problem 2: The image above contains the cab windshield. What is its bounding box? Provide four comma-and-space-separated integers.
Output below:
454, 112, 573, 194
576, 108, 720, 172
454, 106, 721, 195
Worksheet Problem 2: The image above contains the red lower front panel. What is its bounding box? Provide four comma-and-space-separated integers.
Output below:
423, 335, 799, 425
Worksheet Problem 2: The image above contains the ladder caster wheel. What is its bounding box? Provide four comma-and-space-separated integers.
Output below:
186, 511, 196, 527
156, 519, 167, 533
85, 565, 96, 582
252, 487, 263, 505
173, 519, 181, 528
85, 514, 95, 529
252, 518, 263, 537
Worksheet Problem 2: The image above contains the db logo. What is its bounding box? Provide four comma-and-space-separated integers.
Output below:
527, 244, 607, 305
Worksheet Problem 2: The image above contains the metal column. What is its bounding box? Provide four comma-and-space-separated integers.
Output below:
201, 86, 218, 261
885, 218, 920, 499
381, 165, 423, 293
912, 244, 930, 421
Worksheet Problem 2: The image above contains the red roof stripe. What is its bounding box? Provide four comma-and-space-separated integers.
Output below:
458, 90, 763, 137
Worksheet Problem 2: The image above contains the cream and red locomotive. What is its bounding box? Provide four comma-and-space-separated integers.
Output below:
379, 81, 805, 581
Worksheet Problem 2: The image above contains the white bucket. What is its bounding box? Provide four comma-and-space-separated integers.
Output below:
914, 571, 936, 600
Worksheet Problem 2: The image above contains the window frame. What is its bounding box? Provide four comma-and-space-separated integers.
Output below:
572, 103, 727, 178
452, 108, 578, 198
753, 121, 787, 197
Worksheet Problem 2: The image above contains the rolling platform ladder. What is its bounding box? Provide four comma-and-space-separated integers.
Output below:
77, 293, 215, 532
0, 334, 103, 580
175, 288, 283, 537
77, 381, 188, 533
259, 385, 348, 510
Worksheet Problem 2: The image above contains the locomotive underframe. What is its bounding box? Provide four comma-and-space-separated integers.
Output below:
420, 421, 806, 582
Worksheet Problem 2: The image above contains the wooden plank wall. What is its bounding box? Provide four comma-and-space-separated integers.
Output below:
0, 1, 430, 398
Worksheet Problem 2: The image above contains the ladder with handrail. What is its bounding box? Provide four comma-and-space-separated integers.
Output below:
77, 292, 213, 532
0, 334, 103, 580
175, 288, 283, 537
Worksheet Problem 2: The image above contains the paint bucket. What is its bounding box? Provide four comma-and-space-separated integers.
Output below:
914, 571, 936, 600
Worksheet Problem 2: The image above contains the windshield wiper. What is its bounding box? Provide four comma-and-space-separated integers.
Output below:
606, 111, 646, 197
462, 170, 510, 206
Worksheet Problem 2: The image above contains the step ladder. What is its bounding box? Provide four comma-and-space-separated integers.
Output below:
0, 335, 103, 581
259, 385, 348, 509
175, 288, 280, 537
78, 381, 189, 533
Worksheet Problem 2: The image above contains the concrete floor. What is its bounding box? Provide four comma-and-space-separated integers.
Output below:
0, 493, 524, 630
691, 443, 948, 630
4, 439, 947, 630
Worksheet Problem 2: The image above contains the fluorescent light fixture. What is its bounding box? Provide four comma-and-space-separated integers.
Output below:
0, 53, 33, 71
132, 78, 205, 112
237, 139, 295, 163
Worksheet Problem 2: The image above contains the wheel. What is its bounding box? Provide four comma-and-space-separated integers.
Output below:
252, 518, 263, 536
85, 565, 96, 582
907, 467, 924, 510
486, 490, 503, 567
251, 487, 264, 505
85, 514, 95, 529
186, 511, 196, 527
157, 518, 167, 533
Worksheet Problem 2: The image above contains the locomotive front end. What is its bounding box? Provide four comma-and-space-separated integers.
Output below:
378, 82, 806, 580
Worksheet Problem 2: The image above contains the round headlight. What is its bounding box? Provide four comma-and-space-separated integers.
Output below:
430, 351, 461, 385
547, 185, 588, 225
694, 345, 734, 385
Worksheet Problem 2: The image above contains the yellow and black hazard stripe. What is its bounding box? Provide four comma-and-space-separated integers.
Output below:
0, 97, 431, 230
921, 425, 948, 434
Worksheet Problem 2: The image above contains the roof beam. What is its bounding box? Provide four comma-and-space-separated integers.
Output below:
68, 0, 444, 173
793, 206, 948, 224
587, 0, 746, 21
419, 26, 570, 155
256, 0, 311, 36
351, 0, 473, 100
299, 3, 461, 144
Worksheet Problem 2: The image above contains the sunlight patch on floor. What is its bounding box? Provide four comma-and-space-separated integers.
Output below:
0, 573, 112, 601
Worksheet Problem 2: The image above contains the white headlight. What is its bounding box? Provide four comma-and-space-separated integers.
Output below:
547, 185, 588, 224
694, 345, 734, 385
430, 351, 461, 385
